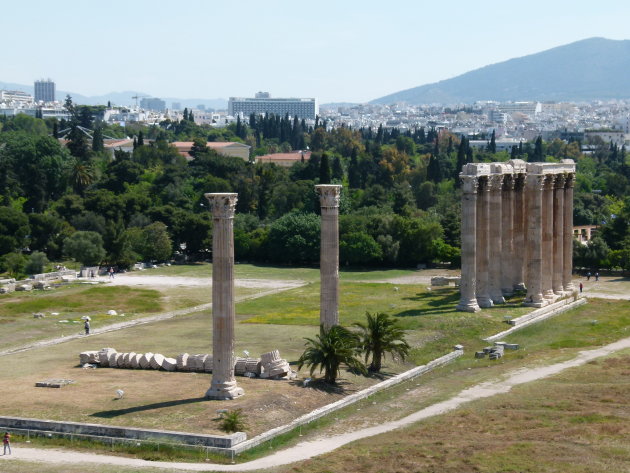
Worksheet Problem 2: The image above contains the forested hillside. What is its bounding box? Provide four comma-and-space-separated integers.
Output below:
0, 101, 628, 277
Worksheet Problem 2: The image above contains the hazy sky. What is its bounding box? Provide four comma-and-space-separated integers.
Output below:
4, 0, 629, 103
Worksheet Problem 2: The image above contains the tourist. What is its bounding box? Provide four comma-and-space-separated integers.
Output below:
586, 272, 591, 281
3, 431, 11, 455
579, 282, 583, 293
108, 267, 115, 279
84, 319, 90, 335
595, 272, 599, 281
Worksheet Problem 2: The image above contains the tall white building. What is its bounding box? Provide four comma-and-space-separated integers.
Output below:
228, 92, 317, 119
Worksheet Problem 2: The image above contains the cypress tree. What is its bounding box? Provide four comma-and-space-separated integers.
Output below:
92, 126, 104, 152
533, 136, 543, 162
332, 156, 343, 180
137, 130, 144, 147
489, 129, 496, 154
188, 111, 194, 122
183, 108, 189, 121
454, 136, 467, 183
319, 153, 331, 184
52, 121, 59, 139
348, 148, 360, 188
236, 116, 242, 138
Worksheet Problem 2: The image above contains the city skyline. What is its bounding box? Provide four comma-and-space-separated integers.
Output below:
4, 0, 630, 103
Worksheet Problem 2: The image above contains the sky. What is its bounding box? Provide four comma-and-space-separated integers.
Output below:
4, 0, 630, 104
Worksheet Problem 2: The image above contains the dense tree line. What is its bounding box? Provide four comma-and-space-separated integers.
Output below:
1, 105, 629, 276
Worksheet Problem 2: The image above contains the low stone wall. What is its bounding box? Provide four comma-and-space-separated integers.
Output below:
0, 416, 245, 448
33, 270, 77, 281
230, 349, 463, 454
485, 295, 587, 342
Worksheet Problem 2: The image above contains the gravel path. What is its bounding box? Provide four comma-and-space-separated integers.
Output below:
0, 275, 305, 358
3, 336, 629, 472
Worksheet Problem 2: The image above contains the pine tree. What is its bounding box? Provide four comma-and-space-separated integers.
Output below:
319, 153, 331, 184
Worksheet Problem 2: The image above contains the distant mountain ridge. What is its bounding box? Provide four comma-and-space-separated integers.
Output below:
0, 81, 227, 110
371, 37, 630, 105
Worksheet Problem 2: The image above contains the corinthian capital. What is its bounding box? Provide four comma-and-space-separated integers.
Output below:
205, 193, 238, 219
460, 175, 478, 194
315, 184, 342, 208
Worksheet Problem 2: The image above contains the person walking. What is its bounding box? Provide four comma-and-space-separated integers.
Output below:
586, 272, 591, 281
579, 282, 583, 293
84, 319, 90, 335
3, 432, 11, 455
108, 267, 115, 279
595, 272, 599, 281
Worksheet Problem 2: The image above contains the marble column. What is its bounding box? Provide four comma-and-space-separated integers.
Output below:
525, 174, 546, 307
512, 174, 526, 290
563, 173, 576, 292
476, 177, 493, 308
500, 174, 515, 296
205, 193, 244, 400
457, 175, 481, 312
488, 174, 505, 304
542, 175, 555, 299
553, 174, 566, 294
316, 184, 342, 328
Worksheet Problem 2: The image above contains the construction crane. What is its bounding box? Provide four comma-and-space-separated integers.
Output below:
131, 94, 148, 108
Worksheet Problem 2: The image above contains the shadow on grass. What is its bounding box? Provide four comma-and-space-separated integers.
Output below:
91, 397, 207, 418
394, 290, 460, 317
289, 378, 355, 395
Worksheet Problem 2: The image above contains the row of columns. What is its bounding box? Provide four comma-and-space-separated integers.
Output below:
457, 160, 576, 312
204, 185, 342, 399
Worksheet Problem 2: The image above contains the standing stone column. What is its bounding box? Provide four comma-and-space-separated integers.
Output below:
501, 174, 515, 296
553, 173, 566, 294
457, 175, 481, 312
542, 175, 555, 299
525, 174, 546, 307
563, 172, 576, 292
476, 177, 493, 308
205, 193, 244, 400
512, 174, 526, 290
316, 184, 342, 328
488, 173, 505, 304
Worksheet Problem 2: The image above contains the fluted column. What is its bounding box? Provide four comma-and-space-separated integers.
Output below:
563, 173, 576, 292
476, 177, 493, 308
525, 174, 545, 306
457, 175, 481, 312
501, 174, 515, 296
316, 184, 342, 328
488, 174, 505, 304
542, 176, 555, 299
512, 174, 526, 290
553, 174, 566, 294
205, 193, 244, 400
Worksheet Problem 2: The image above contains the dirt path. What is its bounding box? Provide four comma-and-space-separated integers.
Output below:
3, 336, 629, 472
0, 275, 305, 358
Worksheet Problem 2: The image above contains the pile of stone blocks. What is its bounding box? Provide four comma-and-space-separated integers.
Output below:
474, 341, 519, 360
78, 348, 291, 379
430, 276, 461, 287
0, 278, 16, 294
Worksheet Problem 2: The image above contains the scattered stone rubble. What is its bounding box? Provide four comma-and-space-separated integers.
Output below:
78, 348, 293, 379
430, 276, 461, 287
475, 341, 519, 360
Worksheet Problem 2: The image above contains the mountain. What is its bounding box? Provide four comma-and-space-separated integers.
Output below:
371, 37, 630, 105
0, 81, 227, 110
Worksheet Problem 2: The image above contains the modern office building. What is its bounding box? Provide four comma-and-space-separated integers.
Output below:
228, 92, 317, 119
34, 79, 55, 103
0, 90, 33, 104
140, 97, 166, 112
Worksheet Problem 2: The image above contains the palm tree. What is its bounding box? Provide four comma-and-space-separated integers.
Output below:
298, 325, 366, 384
354, 312, 410, 373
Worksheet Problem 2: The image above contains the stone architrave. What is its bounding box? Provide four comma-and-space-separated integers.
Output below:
488, 173, 505, 304
524, 172, 546, 307
501, 174, 515, 296
512, 174, 527, 290
476, 177, 493, 308
542, 175, 555, 299
315, 184, 342, 328
563, 171, 576, 292
205, 193, 244, 400
456, 175, 481, 312
552, 173, 566, 294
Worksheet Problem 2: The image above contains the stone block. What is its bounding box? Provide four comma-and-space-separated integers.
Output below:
234, 357, 247, 375
33, 281, 51, 290
203, 355, 214, 373
150, 353, 165, 370
475, 351, 486, 359
162, 357, 177, 372
79, 351, 99, 365
504, 343, 519, 350
261, 350, 280, 365
139, 353, 153, 369
245, 359, 261, 375
16, 284, 33, 291
33, 312, 45, 318
98, 348, 117, 367
176, 353, 189, 371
